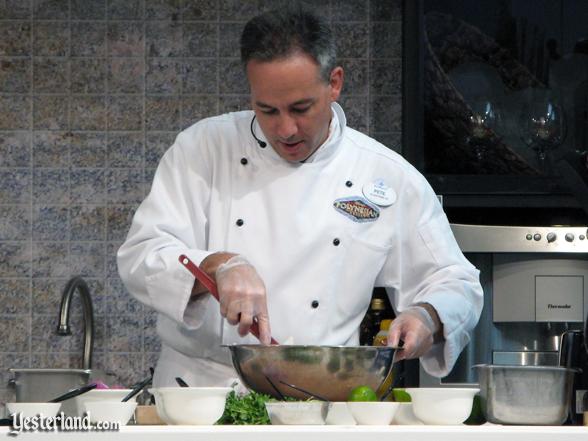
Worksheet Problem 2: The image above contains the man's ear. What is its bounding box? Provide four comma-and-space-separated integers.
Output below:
329, 66, 344, 101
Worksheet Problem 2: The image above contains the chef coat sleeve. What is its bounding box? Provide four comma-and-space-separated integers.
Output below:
378, 173, 483, 378
117, 129, 215, 330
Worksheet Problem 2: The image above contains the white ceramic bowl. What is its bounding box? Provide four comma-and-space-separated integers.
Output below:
405, 388, 479, 425
149, 387, 231, 425
346, 402, 399, 425
325, 402, 356, 425
391, 402, 423, 425
73, 389, 133, 417
265, 401, 329, 425
6, 403, 62, 419
84, 401, 137, 426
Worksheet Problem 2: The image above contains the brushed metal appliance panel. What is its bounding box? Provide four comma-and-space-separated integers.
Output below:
492, 351, 559, 366
493, 256, 588, 322
535, 275, 584, 322
451, 224, 588, 253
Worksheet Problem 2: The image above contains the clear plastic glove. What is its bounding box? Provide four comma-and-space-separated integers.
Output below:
388, 305, 439, 361
215, 255, 271, 345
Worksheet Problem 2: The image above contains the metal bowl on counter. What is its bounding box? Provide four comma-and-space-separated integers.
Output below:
8, 368, 92, 416
227, 345, 395, 402
473, 364, 577, 425
8, 368, 92, 402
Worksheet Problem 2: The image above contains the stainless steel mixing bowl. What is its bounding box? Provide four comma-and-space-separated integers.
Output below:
473, 364, 577, 425
227, 345, 395, 401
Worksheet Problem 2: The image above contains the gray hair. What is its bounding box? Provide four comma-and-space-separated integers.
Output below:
240, 7, 337, 83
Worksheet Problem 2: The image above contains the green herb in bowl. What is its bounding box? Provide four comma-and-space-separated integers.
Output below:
217, 391, 273, 425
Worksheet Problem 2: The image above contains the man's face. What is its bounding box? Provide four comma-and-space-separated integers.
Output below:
246, 53, 343, 163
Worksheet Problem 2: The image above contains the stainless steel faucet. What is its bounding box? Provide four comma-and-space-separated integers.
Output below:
57, 276, 94, 369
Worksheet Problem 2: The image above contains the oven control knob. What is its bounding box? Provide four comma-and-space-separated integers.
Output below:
533, 233, 541, 241
546, 232, 557, 243
565, 233, 575, 242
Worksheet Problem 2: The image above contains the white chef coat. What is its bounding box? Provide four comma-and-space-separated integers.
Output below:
117, 103, 483, 387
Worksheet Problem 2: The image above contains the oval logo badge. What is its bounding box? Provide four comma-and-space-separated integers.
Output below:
333, 197, 380, 223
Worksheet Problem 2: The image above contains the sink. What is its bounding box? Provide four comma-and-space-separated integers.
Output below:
5, 278, 100, 417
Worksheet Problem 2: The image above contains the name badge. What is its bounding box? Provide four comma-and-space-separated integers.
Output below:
362, 179, 396, 207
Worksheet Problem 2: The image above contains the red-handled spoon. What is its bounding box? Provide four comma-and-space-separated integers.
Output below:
179, 254, 279, 345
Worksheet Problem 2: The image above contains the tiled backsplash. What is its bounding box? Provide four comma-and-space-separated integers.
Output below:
0, 0, 402, 401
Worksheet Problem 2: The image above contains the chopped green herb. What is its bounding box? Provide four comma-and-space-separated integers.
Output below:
217, 391, 273, 425
216, 390, 302, 425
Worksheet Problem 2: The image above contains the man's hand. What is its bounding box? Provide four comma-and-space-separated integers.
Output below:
192, 252, 238, 294
207, 254, 271, 345
388, 304, 442, 361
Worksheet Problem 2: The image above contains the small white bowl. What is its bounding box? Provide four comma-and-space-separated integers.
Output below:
6, 403, 62, 419
73, 389, 133, 417
84, 400, 137, 426
149, 387, 231, 425
346, 402, 399, 425
265, 401, 329, 425
325, 402, 356, 425
391, 402, 423, 425
405, 388, 479, 425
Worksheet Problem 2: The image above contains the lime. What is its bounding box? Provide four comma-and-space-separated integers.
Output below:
392, 389, 411, 402
347, 385, 378, 402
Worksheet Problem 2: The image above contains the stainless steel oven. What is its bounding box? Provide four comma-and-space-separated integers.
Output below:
420, 223, 588, 389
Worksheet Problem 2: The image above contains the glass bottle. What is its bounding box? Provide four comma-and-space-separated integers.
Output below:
359, 298, 387, 345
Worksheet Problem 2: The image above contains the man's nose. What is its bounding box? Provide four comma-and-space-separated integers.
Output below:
275, 114, 298, 139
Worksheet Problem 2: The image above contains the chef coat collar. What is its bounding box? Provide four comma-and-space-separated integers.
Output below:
253, 102, 347, 165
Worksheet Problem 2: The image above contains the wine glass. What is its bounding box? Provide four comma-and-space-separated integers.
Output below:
519, 98, 567, 173
466, 100, 500, 161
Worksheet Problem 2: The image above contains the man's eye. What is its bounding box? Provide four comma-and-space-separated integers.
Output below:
293, 107, 310, 114
260, 108, 277, 115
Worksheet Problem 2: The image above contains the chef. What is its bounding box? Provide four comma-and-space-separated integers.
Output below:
117, 7, 483, 388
